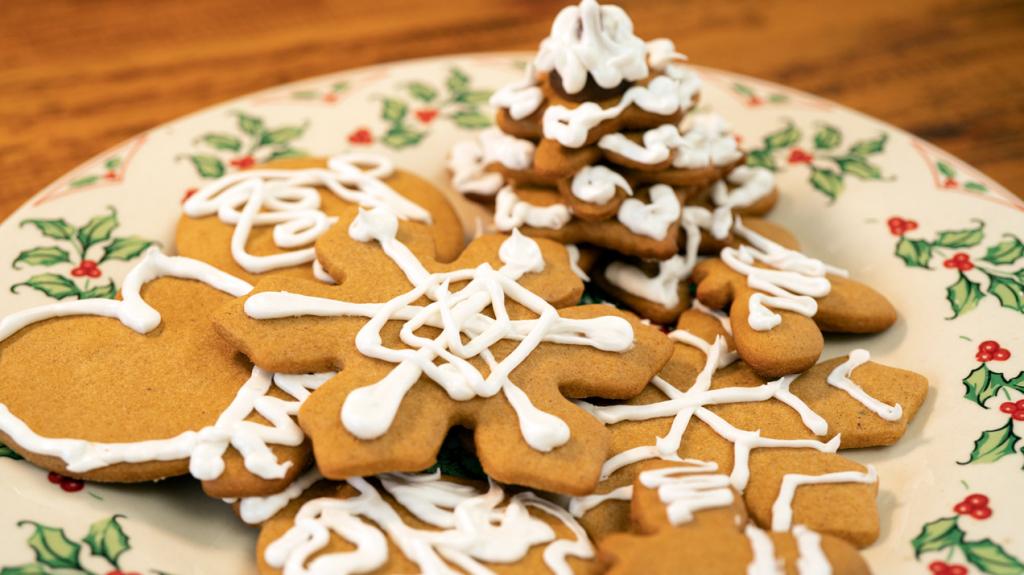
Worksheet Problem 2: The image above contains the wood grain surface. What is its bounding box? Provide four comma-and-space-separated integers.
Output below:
1, 0, 1022, 218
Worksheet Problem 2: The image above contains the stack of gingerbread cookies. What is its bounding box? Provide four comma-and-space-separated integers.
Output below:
0, 1, 929, 573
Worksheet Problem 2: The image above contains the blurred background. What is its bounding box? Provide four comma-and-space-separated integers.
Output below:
1, 0, 1022, 216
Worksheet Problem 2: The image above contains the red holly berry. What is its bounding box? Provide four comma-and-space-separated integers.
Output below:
48, 472, 63, 484
748, 95, 764, 107
323, 93, 338, 103
928, 561, 947, 574
348, 128, 373, 144
948, 566, 967, 575
181, 187, 199, 204
970, 506, 992, 519
944, 252, 974, 271
734, 134, 744, 145
1014, 411, 1024, 422
954, 501, 972, 515
887, 217, 919, 237
979, 341, 1000, 353
903, 220, 919, 232
415, 108, 439, 123
104, 170, 118, 180
1002, 402, 1019, 414
787, 148, 814, 165
965, 493, 989, 507
943, 178, 958, 189
229, 156, 256, 170
1015, 399, 1024, 410
993, 348, 1011, 361
976, 351, 993, 362
60, 477, 84, 492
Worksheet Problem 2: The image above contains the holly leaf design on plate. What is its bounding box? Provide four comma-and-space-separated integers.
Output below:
83, 515, 131, 568
983, 235, 1024, 265
937, 160, 957, 180
20, 218, 75, 240
911, 516, 964, 557
834, 155, 883, 180
933, 221, 985, 248
99, 236, 155, 263
0, 441, 23, 460
446, 68, 470, 97
381, 129, 426, 149
961, 420, 1020, 464
187, 154, 226, 179
12, 246, 71, 269
17, 521, 82, 569
746, 149, 776, 171
407, 81, 437, 103
198, 133, 242, 152
265, 147, 307, 162
946, 272, 984, 319
0, 564, 48, 575
79, 281, 117, 300
813, 124, 841, 150
762, 122, 801, 150
381, 98, 408, 123
11, 274, 80, 300
961, 539, 1024, 575
454, 90, 491, 105
985, 273, 1024, 313
236, 112, 264, 137
963, 365, 1024, 408
894, 238, 933, 268
451, 109, 491, 129
77, 208, 118, 253
848, 133, 888, 156
258, 124, 307, 147
809, 167, 844, 199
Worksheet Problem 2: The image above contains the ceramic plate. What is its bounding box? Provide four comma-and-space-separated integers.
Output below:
1, 52, 1022, 574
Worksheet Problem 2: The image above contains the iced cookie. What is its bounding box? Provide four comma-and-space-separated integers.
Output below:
215, 206, 673, 495
0, 250, 320, 497
177, 154, 464, 284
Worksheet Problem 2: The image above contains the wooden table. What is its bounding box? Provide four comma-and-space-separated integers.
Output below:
2, 0, 1022, 218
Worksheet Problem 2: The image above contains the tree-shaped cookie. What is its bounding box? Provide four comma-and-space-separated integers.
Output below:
570, 306, 927, 547
0, 250, 325, 498
598, 460, 871, 574
178, 154, 464, 284
254, 472, 597, 574
215, 206, 674, 495
691, 218, 897, 377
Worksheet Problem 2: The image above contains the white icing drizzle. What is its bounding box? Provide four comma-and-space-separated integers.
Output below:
792, 524, 833, 575
673, 114, 743, 170
598, 124, 680, 166
182, 153, 431, 274
604, 255, 687, 308
827, 349, 903, 421
0, 250, 329, 482
236, 468, 324, 525
494, 186, 573, 231
449, 128, 537, 198
639, 461, 735, 525
565, 245, 590, 282
245, 208, 632, 453
745, 524, 784, 575
616, 184, 681, 241
570, 165, 633, 205
721, 218, 847, 331
645, 38, 687, 71
770, 466, 878, 531
312, 258, 336, 284
490, 64, 546, 120
535, 0, 649, 95
712, 165, 775, 211
265, 473, 594, 575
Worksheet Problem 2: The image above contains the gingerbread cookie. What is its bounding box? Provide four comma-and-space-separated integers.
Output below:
255, 472, 598, 574
0, 250, 321, 497
599, 460, 871, 574
214, 206, 673, 495
178, 154, 464, 284
569, 305, 926, 548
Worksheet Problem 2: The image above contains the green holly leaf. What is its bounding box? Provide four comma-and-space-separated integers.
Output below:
733, 83, 755, 97
331, 81, 349, 93
961, 539, 1024, 575
380, 129, 426, 149
69, 175, 100, 188
18, 521, 81, 569
986, 274, 1024, 312
0, 564, 48, 575
910, 516, 964, 557
265, 147, 308, 162
13, 246, 71, 269
767, 93, 789, 103
198, 133, 242, 152
0, 441, 23, 459
964, 181, 988, 193
934, 222, 985, 248
104, 157, 122, 171
381, 98, 408, 123
99, 236, 154, 263
446, 67, 470, 96
946, 272, 984, 319
454, 90, 492, 105
187, 155, 225, 179
809, 167, 844, 199
83, 515, 130, 568
451, 109, 492, 129
962, 364, 1024, 408
983, 235, 1024, 265
11, 274, 80, 300
291, 90, 319, 100
813, 124, 842, 150
407, 81, 437, 103
848, 133, 888, 156
77, 208, 118, 252
20, 218, 75, 240
745, 149, 777, 171
894, 237, 933, 268
834, 155, 882, 180
259, 124, 307, 147
236, 112, 264, 137
79, 281, 117, 300
762, 122, 801, 150
961, 419, 1020, 464
937, 160, 957, 179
